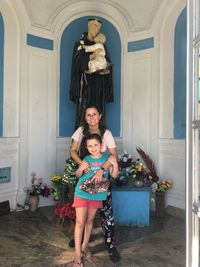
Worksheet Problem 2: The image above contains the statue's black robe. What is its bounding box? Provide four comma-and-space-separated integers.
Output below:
69, 32, 114, 130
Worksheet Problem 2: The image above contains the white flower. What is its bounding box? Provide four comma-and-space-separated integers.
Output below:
123, 157, 128, 162
151, 182, 158, 193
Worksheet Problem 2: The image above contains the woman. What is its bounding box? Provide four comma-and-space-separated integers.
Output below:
69, 104, 121, 263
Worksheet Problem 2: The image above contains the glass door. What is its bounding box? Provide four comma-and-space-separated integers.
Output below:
186, 1, 200, 266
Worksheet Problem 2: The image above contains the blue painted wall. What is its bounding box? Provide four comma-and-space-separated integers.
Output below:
0, 13, 4, 137
27, 34, 54, 50
0, 11, 185, 140
128, 37, 154, 52
59, 17, 121, 137
174, 8, 187, 139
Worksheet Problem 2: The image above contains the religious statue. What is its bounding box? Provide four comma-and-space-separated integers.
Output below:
69, 18, 114, 129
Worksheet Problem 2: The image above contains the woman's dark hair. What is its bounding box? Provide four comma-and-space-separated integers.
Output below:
80, 104, 106, 137
79, 105, 106, 159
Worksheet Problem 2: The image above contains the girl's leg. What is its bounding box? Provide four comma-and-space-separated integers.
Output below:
81, 208, 98, 252
74, 207, 87, 263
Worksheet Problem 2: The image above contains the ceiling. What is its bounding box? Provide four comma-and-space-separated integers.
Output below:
22, 0, 163, 32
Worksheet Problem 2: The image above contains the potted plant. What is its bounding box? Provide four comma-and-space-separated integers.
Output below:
129, 159, 147, 187
136, 147, 173, 216
28, 173, 51, 211
151, 179, 172, 217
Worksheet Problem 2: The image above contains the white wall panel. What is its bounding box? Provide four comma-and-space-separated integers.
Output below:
159, 139, 185, 209
27, 49, 57, 185
28, 54, 48, 176
56, 137, 71, 174
123, 52, 151, 156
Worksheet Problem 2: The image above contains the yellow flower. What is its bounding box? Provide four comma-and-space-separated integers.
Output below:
51, 175, 62, 182
166, 180, 172, 188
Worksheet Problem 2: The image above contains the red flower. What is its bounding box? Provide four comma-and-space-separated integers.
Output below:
54, 202, 75, 220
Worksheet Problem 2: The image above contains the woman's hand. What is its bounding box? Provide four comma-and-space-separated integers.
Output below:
79, 160, 90, 172
90, 168, 104, 182
76, 160, 90, 178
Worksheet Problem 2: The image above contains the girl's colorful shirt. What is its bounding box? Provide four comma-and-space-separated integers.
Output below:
75, 153, 109, 200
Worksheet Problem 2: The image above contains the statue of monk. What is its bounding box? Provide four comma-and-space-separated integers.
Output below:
69, 18, 114, 129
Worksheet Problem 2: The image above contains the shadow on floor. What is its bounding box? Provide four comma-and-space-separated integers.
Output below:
0, 206, 185, 267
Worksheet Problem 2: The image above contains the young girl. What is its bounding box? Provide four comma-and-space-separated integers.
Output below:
72, 133, 118, 267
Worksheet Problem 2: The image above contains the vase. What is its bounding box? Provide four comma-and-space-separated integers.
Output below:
134, 180, 144, 187
155, 191, 165, 217
29, 195, 39, 212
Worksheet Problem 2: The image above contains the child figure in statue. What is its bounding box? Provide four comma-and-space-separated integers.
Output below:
79, 33, 111, 74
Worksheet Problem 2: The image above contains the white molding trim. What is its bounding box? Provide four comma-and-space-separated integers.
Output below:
0, 138, 19, 209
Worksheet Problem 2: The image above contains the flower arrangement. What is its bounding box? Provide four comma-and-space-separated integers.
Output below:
117, 147, 173, 193
136, 147, 159, 183
51, 174, 75, 221
130, 159, 146, 181
143, 172, 154, 187
129, 159, 157, 188
54, 202, 75, 221
117, 151, 153, 186
151, 179, 172, 193
118, 151, 133, 169
51, 174, 65, 203
29, 173, 51, 197
51, 174, 74, 203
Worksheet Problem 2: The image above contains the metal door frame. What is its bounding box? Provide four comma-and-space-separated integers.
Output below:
186, 1, 200, 266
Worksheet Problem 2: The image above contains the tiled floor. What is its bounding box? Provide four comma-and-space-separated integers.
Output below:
0, 206, 185, 267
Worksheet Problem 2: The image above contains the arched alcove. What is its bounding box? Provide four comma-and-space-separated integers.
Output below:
0, 13, 4, 137
174, 7, 186, 139
59, 16, 121, 137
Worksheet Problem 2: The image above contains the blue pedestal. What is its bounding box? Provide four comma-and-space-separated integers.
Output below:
112, 183, 150, 226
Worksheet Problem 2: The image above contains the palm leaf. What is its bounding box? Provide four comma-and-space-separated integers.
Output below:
136, 146, 159, 182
